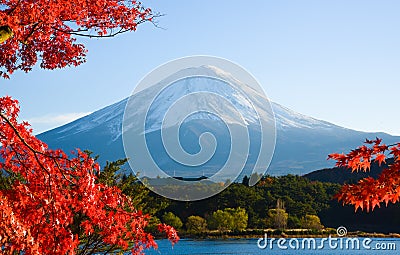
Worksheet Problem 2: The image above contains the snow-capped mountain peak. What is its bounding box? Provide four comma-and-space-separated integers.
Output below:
37, 66, 400, 176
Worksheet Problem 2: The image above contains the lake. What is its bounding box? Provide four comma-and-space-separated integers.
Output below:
144, 238, 400, 254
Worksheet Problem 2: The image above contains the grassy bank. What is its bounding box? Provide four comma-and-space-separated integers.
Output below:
176, 228, 400, 239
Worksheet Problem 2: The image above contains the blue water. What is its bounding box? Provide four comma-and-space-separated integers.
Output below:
144, 238, 400, 254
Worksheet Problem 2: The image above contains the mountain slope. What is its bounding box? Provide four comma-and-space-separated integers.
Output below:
38, 99, 398, 178
37, 67, 400, 178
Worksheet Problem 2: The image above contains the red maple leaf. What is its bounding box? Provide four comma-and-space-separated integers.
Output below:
0, 96, 178, 254
0, 0, 157, 78
329, 138, 400, 212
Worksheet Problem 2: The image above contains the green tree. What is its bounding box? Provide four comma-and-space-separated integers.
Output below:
0, 170, 22, 190
301, 215, 324, 230
287, 215, 302, 229
162, 212, 183, 230
186, 216, 207, 234
242, 175, 250, 186
266, 198, 288, 230
98, 158, 170, 215
215, 183, 264, 229
145, 216, 162, 234
266, 209, 288, 230
226, 207, 248, 231
207, 210, 232, 231
208, 209, 232, 231
207, 207, 248, 231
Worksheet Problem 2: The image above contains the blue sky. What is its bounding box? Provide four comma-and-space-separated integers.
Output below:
2, 0, 400, 135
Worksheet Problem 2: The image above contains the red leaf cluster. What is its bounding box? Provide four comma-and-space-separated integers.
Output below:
328, 138, 400, 212
0, 0, 154, 78
0, 96, 178, 254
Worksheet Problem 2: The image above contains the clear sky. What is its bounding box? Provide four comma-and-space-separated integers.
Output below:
2, 0, 400, 135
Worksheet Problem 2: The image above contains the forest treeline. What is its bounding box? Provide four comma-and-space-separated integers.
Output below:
3, 158, 400, 235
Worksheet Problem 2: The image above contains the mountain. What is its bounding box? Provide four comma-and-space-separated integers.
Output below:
37, 66, 400, 180
304, 158, 393, 184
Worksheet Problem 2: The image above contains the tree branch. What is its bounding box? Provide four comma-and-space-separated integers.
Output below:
0, 112, 77, 185
0, 111, 50, 175
51, 13, 165, 38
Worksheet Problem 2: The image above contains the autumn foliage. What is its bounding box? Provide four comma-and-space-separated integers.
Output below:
329, 138, 400, 212
0, 0, 155, 78
0, 96, 179, 254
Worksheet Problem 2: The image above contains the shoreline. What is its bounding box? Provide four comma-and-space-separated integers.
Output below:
174, 229, 400, 240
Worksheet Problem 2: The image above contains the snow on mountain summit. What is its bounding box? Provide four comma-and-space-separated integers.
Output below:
37, 65, 400, 175
271, 102, 340, 130
44, 65, 343, 140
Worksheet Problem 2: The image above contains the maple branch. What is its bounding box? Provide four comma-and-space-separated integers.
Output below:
22, 22, 40, 44
58, 27, 130, 38
102, 243, 117, 255
0, 111, 50, 175
5, 0, 22, 15
13, 152, 32, 178
50, 13, 164, 38
0, 111, 77, 185
79, 233, 96, 255
147, 13, 166, 30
